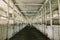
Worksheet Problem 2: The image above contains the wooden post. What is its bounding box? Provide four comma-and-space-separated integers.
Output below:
12, 1, 16, 36
58, 0, 60, 24
43, 6, 45, 34
40, 9, 43, 32
44, 4, 47, 35
6, 0, 10, 40
58, 0, 60, 40
49, 0, 54, 40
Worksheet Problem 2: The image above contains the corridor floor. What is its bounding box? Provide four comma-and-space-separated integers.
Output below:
9, 25, 50, 40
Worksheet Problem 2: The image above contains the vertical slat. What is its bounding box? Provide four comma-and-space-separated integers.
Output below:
59, 27, 60, 40
58, 27, 59, 40
49, 0, 54, 40
58, 0, 60, 38
12, 2, 15, 35
49, 0, 52, 27
43, 5, 45, 34
40, 9, 43, 32
45, 5, 47, 26
0, 16, 1, 40
58, 0, 60, 25
6, 0, 9, 40
42, 7, 44, 33
41, 8, 44, 32
1, 26, 2, 40
0, 25, 2, 40
41, 11, 42, 25
44, 4, 47, 35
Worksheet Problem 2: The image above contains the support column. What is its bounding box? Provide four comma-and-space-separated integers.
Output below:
44, 4, 47, 35
58, 0, 60, 40
49, 0, 54, 40
43, 6, 46, 34
6, 0, 10, 40
58, 0, 60, 25
12, 2, 15, 35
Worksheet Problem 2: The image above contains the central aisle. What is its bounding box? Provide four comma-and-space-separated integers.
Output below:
9, 25, 50, 40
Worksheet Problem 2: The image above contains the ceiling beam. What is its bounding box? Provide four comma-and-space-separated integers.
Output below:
15, 3, 43, 6
20, 11, 38, 12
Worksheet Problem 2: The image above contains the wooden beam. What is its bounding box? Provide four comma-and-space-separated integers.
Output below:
15, 3, 43, 5
20, 11, 38, 12
49, 0, 53, 27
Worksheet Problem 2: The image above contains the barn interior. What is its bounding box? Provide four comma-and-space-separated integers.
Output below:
0, 0, 60, 40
